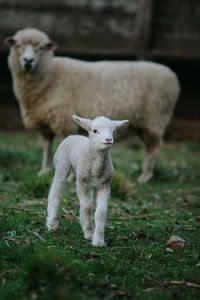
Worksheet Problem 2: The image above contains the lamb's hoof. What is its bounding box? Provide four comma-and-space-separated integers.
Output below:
46, 218, 59, 231
84, 230, 94, 241
92, 239, 105, 247
138, 173, 153, 183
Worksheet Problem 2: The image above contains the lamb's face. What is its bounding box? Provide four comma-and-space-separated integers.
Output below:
5, 28, 55, 72
90, 118, 115, 151
72, 115, 129, 151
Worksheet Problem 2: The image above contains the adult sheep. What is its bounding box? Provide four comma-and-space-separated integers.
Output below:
5, 28, 180, 182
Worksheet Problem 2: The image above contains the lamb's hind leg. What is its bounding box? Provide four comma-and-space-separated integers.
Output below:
138, 134, 162, 183
46, 159, 71, 231
76, 182, 94, 240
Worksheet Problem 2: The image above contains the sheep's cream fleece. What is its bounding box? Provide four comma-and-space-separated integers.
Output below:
6, 28, 180, 182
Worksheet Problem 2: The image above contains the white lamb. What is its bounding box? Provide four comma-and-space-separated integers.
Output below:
46, 115, 128, 247
5, 28, 180, 182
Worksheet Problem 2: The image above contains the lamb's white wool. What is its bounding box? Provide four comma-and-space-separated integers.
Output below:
46, 115, 128, 247
5, 28, 180, 182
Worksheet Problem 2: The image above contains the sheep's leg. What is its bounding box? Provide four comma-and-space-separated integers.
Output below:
38, 133, 54, 176
46, 161, 71, 231
77, 182, 94, 240
93, 186, 110, 247
138, 135, 162, 183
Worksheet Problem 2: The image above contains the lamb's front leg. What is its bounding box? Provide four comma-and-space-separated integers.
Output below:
77, 181, 94, 240
93, 185, 110, 247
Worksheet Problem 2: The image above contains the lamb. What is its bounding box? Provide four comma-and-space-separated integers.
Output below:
46, 115, 128, 247
5, 27, 180, 182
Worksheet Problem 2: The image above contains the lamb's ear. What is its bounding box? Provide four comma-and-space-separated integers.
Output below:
72, 115, 91, 131
112, 120, 129, 128
4, 37, 16, 47
45, 41, 57, 51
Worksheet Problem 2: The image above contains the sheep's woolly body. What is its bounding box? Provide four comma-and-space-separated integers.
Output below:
7, 28, 180, 181
10, 56, 179, 136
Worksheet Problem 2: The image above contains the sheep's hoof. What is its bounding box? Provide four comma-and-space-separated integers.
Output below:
138, 172, 153, 183
37, 167, 51, 177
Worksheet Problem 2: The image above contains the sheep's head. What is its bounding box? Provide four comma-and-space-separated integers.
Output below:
5, 28, 56, 72
73, 115, 129, 151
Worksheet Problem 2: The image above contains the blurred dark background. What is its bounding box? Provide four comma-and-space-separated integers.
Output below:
0, 0, 200, 140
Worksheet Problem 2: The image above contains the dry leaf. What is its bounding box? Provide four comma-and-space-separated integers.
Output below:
166, 235, 185, 250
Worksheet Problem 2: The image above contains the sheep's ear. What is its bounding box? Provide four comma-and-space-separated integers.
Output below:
4, 37, 16, 47
72, 115, 91, 131
45, 41, 57, 51
112, 120, 129, 128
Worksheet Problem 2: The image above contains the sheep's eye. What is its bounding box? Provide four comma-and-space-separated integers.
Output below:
93, 129, 98, 134
35, 46, 44, 52
113, 130, 116, 135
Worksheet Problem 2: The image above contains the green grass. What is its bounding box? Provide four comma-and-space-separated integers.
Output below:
0, 131, 200, 300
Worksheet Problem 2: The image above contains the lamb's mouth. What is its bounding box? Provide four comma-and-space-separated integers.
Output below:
103, 142, 113, 145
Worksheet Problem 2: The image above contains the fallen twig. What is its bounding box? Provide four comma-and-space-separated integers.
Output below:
163, 280, 200, 288
8, 207, 45, 215
18, 200, 45, 207
62, 208, 79, 220
143, 280, 200, 291
109, 214, 155, 221
32, 230, 45, 241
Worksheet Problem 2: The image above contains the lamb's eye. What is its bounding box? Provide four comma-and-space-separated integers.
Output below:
113, 130, 116, 135
93, 129, 98, 134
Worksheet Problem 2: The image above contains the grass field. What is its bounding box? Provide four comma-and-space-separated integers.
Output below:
0, 131, 200, 300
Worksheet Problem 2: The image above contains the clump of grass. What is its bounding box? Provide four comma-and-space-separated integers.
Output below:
40, 287, 75, 300
0, 146, 33, 168
23, 249, 77, 292
111, 170, 132, 200
23, 175, 52, 198
184, 139, 200, 152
